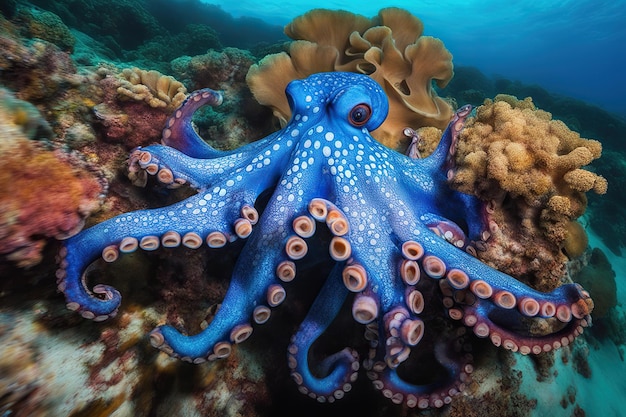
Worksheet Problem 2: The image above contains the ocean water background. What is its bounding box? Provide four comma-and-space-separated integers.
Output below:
207, 0, 626, 118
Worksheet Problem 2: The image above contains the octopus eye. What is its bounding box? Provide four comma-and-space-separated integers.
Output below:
349, 104, 372, 127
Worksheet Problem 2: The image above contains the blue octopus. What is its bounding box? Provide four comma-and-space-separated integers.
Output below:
57, 72, 593, 409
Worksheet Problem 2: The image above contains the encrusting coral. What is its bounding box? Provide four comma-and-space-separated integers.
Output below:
246, 7, 454, 150
0, 12, 79, 102
15, 5, 75, 52
452, 95, 607, 290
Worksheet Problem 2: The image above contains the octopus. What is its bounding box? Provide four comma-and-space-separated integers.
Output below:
56, 72, 593, 409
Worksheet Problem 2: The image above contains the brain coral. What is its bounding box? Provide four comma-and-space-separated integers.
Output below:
452, 95, 607, 290
246, 7, 454, 150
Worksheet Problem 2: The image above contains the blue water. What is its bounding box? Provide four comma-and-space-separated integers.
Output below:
207, 0, 626, 118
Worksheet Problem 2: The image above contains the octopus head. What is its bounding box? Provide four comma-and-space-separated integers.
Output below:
285, 72, 389, 134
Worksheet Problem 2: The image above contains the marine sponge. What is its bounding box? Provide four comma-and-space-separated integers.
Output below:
246, 7, 454, 150
452, 95, 607, 289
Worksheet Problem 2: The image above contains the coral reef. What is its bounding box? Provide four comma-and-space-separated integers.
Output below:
0, 13, 79, 102
171, 47, 276, 150
0, 1, 621, 415
246, 7, 454, 150
452, 95, 607, 290
0, 316, 48, 417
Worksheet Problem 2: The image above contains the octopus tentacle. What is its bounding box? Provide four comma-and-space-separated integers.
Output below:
448, 282, 592, 354
58, 155, 286, 320
160, 88, 226, 158
57, 195, 254, 319
150, 217, 299, 361
129, 131, 291, 190
287, 265, 359, 402
405, 226, 593, 352
367, 335, 473, 409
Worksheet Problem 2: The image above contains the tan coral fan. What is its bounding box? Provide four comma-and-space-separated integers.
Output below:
246, 7, 454, 150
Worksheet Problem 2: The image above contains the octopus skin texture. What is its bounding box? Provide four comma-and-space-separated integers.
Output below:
56, 72, 593, 409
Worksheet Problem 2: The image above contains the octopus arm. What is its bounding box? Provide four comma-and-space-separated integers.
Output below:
415, 233, 593, 354
129, 132, 290, 190
287, 265, 360, 402
57, 153, 287, 321
370, 337, 473, 409
150, 213, 310, 360
161, 87, 283, 160
159, 88, 231, 159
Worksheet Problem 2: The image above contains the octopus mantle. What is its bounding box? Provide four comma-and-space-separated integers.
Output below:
57, 72, 593, 409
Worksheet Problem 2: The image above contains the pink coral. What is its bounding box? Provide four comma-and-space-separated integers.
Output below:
0, 91, 104, 267
0, 141, 104, 267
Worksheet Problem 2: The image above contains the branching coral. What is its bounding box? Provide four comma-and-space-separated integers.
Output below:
452, 95, 607, 289
246, 7, 454, 150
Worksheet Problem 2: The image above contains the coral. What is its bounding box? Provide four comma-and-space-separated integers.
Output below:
92, 66, 187, 148
0, 320, 48, 417
0, 88, 52, 140
562, 220, 588, 259
0, 14, 79, 102
15, 5, 75, 52
29, 0, 162, 54
0, 91, 104, 268
117, 67, 187, 110
452, 95, 607, 290
246, 7, 454, 150
133, 23, 222, 67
